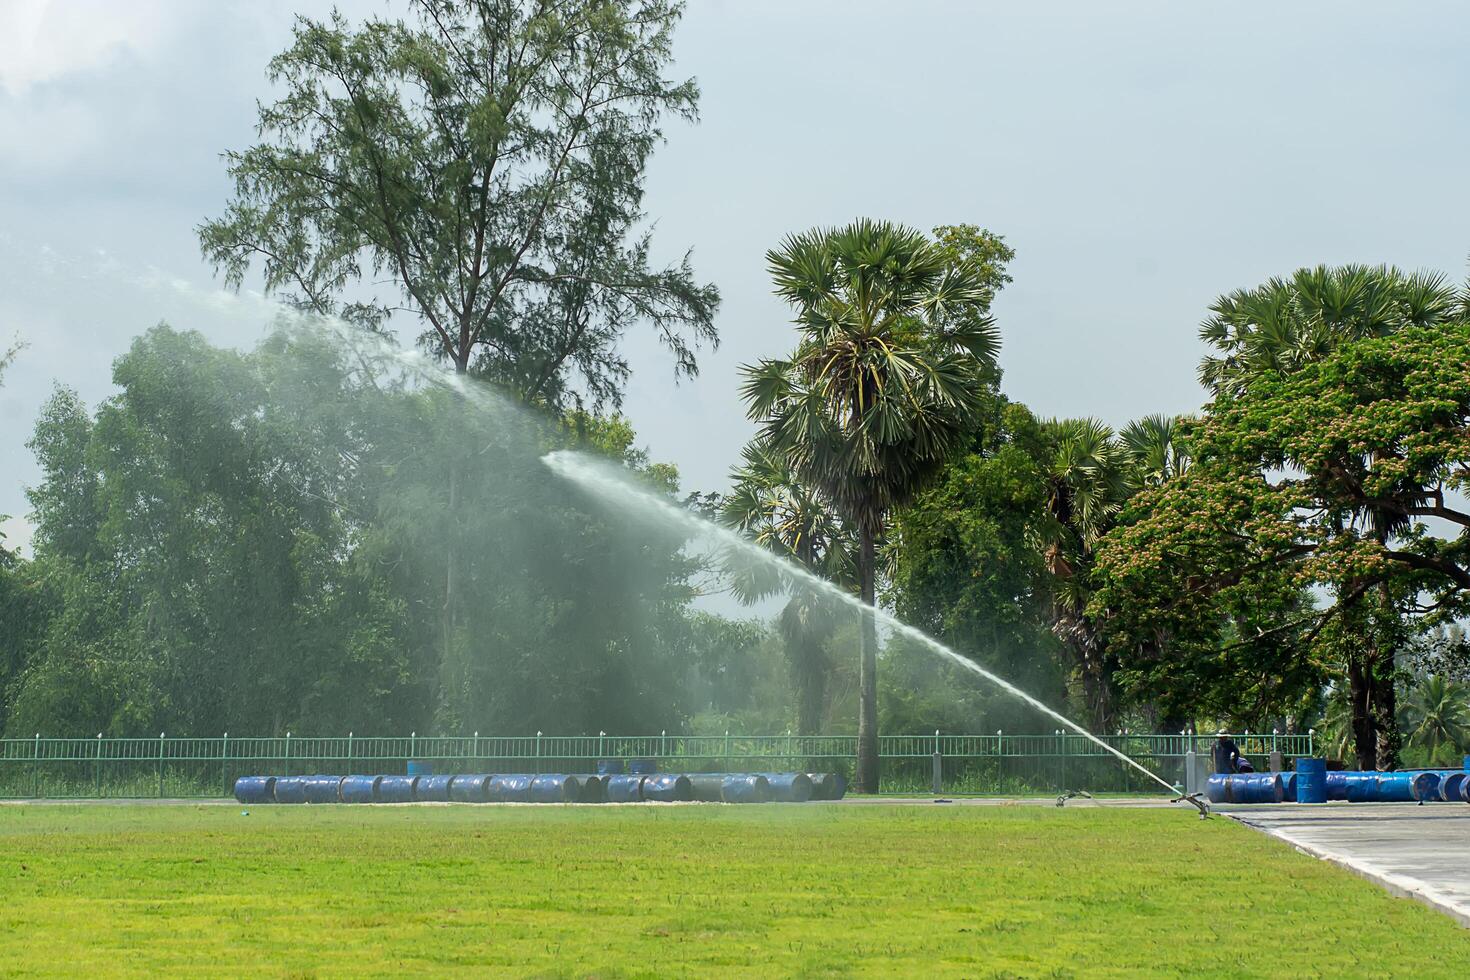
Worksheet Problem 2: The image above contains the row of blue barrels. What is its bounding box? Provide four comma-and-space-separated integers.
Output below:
1206, 767, 1470, 805
234, 771, 847, 805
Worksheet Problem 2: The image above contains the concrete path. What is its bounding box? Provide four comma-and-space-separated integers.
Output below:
1224, 802, 1470, 927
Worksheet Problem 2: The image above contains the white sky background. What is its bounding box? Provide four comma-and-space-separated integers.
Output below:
2, 0, 1469, 555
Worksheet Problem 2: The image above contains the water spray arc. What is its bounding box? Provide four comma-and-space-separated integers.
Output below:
18, 243, 1180, 799
541, 450, 1181, 797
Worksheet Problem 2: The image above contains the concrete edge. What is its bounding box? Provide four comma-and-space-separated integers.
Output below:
1226, 813, 1470, 929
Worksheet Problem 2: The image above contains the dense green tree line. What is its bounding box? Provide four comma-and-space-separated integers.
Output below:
0, 325, 756, 737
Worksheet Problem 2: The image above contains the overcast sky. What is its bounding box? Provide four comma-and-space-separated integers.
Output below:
2, 0, 1469, 554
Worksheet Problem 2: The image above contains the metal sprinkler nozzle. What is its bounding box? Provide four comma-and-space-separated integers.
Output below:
1171, 791, 1211, 819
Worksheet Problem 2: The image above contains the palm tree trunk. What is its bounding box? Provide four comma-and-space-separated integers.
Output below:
856, 525, 880, 794
782, 601, 828, 737
795, 634, 827, 737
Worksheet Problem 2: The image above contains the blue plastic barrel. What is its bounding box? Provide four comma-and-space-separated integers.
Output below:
606, 774, 644, 803
597, 759, 625, 776
628, 759, 657, 775
1241, 774, 1284, 804
1326, 771, 1372, 801
1295, 759, 1327, 804
760, 772, 814, 802
640, 774, 693, 802
1372, 772, 1416, 803
1464, 755, 1470, 772
1208, 773, 1282, 804
686, 774, 728, 802
1346, 773, 1385, 802
1278, 772, 1297, 803
302, 775, 344, 804
273, 776, 310, 804
376, 775, 417, 803
721, 774, 772, 803
1461, 776, 1470, 803
406, 760, 433, 778
1411, 771, 1443, 802
576, 775, 608, 803
340, 774, 380, 803
1442, 772, 1469, 802
414, 774, 455, 802
448, 774, 493, 802
233, 775, 276, 804
487, 774, 534, 802
829, 772, 848, 800
528, 774, 580, 803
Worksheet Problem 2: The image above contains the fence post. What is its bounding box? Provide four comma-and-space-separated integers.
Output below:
33, 733, 40, 799
1059, 731, 1067, 793
95, 732, 103, 798
931, 729, 942, 795
410, 731, 416, 768
284, 731, 291, 777
157, 732, 166, 799
725, 730, 731, 772
473, 731, 479, 769
661, 729, 666, 763
1308, 728, 1315, 758
222, 732, 229, 796
995, 730, 1002, 791
535, 731, 542, 774
346, 731, 353, 771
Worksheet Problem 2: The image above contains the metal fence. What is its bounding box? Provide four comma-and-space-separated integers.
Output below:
0, 731, 1315, 800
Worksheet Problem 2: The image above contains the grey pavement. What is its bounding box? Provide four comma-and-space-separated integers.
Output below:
1224, 802, 1470, 927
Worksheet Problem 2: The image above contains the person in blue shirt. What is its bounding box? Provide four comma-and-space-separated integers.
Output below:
1212, 730, 1242, 774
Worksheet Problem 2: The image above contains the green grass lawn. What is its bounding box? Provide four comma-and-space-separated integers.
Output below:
0, 803, 1464, 978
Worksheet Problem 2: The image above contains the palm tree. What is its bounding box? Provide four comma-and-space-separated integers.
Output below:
741, 219, 999, 792
1402, 675, 1470, 766
1198, 264, 1459, 397
1039, 414, 1192, 731
1318, 685, 1358, 766
1119, 414, 1190, 488
722, 439, 855, 735
1037, 418, 1132, 731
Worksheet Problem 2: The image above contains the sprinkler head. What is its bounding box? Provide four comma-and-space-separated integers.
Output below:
1170, 792, 1210, 820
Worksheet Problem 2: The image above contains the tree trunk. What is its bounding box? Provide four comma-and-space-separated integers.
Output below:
1369, 652, 1400, 771
443, 354, 469, 705
795, 631, 827, 738
1077, 627, 1115, 735
855, 525, 880, 794
1347, 656, 1375, 769
795, 636, 827, 737
782, 601, 828, 737
444, 452, 459, 671
1058, 606, 1115, 735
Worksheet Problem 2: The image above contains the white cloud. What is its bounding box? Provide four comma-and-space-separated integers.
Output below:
0, 0, 177, 97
